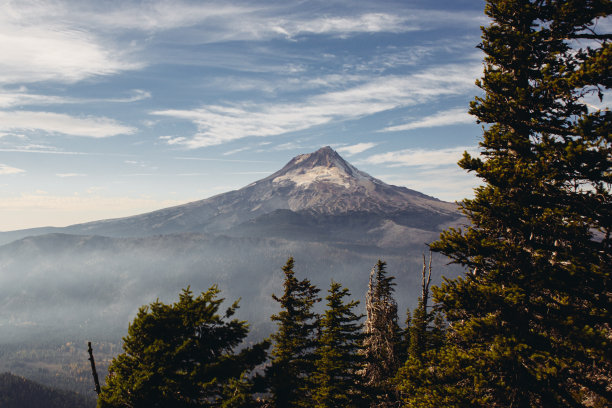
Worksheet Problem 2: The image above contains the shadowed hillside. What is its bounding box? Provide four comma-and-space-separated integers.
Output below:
0, 372, 95, 408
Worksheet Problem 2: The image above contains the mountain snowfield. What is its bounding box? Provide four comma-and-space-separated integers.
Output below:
0, 147, 465, 372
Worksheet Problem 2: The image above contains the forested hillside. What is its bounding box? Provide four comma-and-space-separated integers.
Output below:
0, 372, 95, 408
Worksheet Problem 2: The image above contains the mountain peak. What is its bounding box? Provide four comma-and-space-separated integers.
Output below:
289, 146, 344, 167
270, 146, 370, 189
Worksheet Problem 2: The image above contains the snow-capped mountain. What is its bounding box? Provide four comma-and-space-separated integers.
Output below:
0, 146, 460, 244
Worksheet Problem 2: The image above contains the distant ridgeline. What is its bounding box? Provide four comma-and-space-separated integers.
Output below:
0, 372, 95, 408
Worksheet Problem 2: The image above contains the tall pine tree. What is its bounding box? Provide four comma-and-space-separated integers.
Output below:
266, 257, 321, 408
312, 281, 366, 408
411, 1, 611, 406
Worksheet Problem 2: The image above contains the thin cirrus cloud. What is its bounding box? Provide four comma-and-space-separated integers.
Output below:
56, 173, 86, 178
154, 64, 481, 148
380, 107, 476, 132
0, 111, 136, 138
272, 9, 486, 38
81, 1, 259, 32
271, 13, 417, 38
336, 143, 378, 156
0, 163, 25, 175
83, 2, 447, 37
69, 1, 484, 45
362, 146, 478, 168
0, 88, 151, 109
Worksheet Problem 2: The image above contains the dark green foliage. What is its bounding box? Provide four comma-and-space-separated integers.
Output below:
406, 253, 442, 361
362, 260, 402, 406
0, 372, 95, 408
399, 1, 611, 407
97, 287, 268, 408
396, 256, 447, 406
266, 257, 321, 408
312, 281, 366, 408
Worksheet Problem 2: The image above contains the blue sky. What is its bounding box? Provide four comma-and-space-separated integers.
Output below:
0, 0, 489, 231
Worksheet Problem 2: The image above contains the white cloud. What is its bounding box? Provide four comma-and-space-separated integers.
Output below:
0, 2, 141, 84
0, 164, 25, 175
66, 2, 484, 43
56, 173, 86, 178
83, 4, 466, 38
362, 146, 479, 167
0, 88, 151, 108
381, 107, 475, 132
0, 111, 136, 138
336, 142, 378, 156
223, 146, 251, 156
275, 13, 416, 38
83, 1, 256, 32
153, 64, 480, 148
0, 148, 85, 155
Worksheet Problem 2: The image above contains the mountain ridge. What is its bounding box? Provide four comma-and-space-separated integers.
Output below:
0, 146, 460, 244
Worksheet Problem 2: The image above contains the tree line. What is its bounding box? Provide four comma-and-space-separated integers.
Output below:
96, 256, 443, 408
97, 0, 609, 407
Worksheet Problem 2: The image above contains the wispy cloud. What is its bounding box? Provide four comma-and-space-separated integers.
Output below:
362, 146, 478, 168
0, 111, 136, 138
80, 2, 474, 38
0, 2, 141, 84
31, 0, 486, 52
336, 142, 378, 156
223, 146, 251, 156
272, 13, 417, 38
174, 156, 274, 163
0, 88, 151, 108
380, 107, 475, 132
0, 148, 86, 155
154, 64, 480, 148
56, 173, 86, 178
81, 1, 257, 32
0, 164, 25, 175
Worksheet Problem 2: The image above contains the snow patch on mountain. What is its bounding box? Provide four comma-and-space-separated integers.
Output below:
273, 165, 352, 188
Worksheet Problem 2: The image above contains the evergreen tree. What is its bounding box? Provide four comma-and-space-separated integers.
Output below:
97, 287, 269, 408
407, 253, 434, 360
312, 281, 366, 408
361, 260, 401, 406
266, 257, 321, 408
400, 1, 611, 406
396, 256, 448, 406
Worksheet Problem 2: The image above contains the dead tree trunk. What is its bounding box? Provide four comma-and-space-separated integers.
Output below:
87, 341, 101, 395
